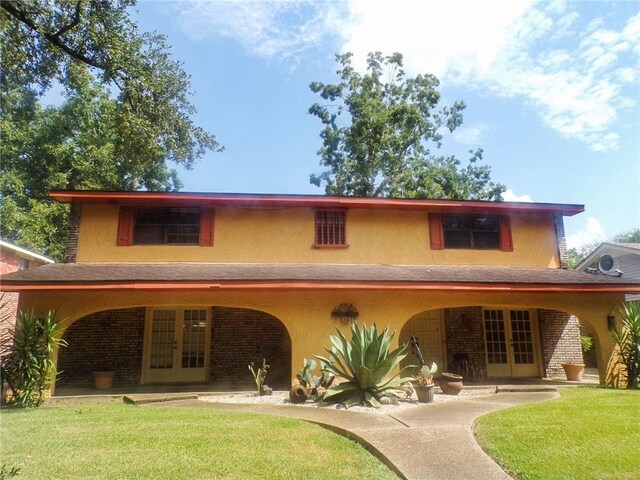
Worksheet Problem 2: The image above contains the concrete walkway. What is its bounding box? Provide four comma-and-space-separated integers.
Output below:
145, 390, 559, 480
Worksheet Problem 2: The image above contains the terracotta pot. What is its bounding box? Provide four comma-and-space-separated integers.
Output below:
289, 381, 309, 403
561, 363, 585, 381
439, 372, 464, 395
92, 371, 115, 390
414, 383, 435, 403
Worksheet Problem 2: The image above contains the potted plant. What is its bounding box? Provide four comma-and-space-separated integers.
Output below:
439, 372, 464, 395
561, 363, 585, 381
92, 370, 115, 390
414, 362, 437, 403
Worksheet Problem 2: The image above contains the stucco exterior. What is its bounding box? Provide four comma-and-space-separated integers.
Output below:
2, 191, 638, 390
75, 203, 562, 268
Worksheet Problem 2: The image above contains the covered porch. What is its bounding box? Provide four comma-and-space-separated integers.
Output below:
2, 262, 639, 391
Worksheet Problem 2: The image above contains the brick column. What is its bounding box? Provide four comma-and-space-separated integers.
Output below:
554, 213, 568, 269
538, 309, 584, 378
63, 203, 82, 263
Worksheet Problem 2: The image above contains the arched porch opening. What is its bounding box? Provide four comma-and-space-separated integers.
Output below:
209, 306, 291, 390
398, 305, 588, 381
56, 306, 292, 390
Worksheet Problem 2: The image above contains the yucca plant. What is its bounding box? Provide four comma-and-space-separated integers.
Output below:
1, 309, 67, 407
613, 302, 640, 389
316, 322, 414, 408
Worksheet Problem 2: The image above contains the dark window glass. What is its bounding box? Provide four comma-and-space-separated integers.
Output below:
134, 207, 200, 245
443, 214, 499, 250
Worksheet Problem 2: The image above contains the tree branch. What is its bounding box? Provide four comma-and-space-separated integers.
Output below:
50, 0, 82, 40
1, 1, 117, 74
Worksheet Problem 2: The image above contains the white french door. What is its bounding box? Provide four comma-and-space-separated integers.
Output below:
143, 307, 210, 383
484, 308, 539, 377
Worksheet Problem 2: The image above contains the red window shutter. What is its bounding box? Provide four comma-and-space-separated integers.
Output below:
117, 206, 135, 246
429, 214, 444, 250
199, 208, 214, 246
498, 216, 513, 252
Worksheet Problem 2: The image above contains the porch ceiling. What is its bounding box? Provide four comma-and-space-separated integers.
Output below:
2, 262, 640, 293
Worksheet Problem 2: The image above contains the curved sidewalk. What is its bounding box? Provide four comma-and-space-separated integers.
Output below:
148, 390, 558, 480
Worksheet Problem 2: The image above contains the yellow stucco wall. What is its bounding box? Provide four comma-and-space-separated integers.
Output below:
76, 204, 560, 267
19, 288, 623, 386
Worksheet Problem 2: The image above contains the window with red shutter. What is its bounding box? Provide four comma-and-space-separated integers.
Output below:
117, 206, 213, 246
313, 210, 348, 247
435, 213, 510, 251
117, 206, 135, 246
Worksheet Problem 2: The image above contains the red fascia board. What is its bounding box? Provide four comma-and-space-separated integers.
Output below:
2, 280, 638, 293
49, 190, 585, 216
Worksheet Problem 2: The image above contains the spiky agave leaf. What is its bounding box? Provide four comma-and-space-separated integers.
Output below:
316, 322, 415, 408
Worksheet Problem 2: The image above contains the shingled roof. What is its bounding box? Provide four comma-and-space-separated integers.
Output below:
2, 262, 639, 293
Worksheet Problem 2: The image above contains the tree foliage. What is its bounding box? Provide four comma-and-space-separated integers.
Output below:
309, 52, 504, 199
1, 1, 221, 258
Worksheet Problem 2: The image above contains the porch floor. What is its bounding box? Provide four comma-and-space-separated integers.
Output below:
52, 373, 599, 400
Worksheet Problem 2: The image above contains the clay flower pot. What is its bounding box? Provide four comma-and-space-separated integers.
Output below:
92, 371, 115, 390
439, 372, 464, 395
561, 363, 585, 381
414, 383, 435, 403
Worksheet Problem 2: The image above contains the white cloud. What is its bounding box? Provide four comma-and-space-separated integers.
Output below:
566, 217, 607, 250
502, 189, 533, 202
169, 1, 639, 151
452, 124, 488, 145
171, 0, 346, 60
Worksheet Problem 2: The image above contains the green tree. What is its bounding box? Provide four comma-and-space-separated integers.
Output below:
309, 52, 504, 199
1, 1, 222, 258
613, 228, 640, 243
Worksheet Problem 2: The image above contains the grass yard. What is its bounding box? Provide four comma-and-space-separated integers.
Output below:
1, 399, 397, 479
475, 387, 640, 480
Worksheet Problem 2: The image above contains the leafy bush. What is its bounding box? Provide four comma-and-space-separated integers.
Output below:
1, 309, 67, 407
316, 323, 413, 408
613, 302, 640, 389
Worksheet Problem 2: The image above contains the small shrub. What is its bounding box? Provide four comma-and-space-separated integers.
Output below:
414, 362, 437, 386
613, 302, 640, 389
316, 322, 414, 408
1, 309, 67, 407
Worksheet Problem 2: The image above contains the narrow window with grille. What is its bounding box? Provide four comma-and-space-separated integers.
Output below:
314, 210, 347, 247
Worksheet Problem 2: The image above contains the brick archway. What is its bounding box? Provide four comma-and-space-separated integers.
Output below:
210, 307, 292, 390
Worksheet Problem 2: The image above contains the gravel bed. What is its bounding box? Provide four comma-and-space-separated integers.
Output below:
199, 387, 496, 414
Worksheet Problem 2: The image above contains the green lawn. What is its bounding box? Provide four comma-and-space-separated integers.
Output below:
475, 387, 640, 480
1, 399, 397, 479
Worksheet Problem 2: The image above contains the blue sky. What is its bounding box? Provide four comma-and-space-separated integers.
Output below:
131, 0, 639, 249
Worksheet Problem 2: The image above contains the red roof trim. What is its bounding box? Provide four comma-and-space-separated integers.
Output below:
49, 190, 585, 216
2, 280, 637, 293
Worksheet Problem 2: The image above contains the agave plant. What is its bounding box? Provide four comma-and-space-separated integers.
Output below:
315, 322, 414, 408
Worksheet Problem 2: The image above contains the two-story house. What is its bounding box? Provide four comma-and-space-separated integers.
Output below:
2, 191, 639, 391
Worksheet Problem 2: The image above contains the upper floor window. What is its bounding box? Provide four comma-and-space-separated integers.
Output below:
134, 207, 200, 245
117, 206, 214, 247
443, 214, 499, 249
429, 213, 513, 251
314, 209, 347, 247
18, 258, 29, 270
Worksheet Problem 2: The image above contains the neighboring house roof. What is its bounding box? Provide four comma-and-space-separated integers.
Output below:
49, 190, 585, 216
2, 262, 639, 293
0, 239, 54, 264
575, 242, 640, 271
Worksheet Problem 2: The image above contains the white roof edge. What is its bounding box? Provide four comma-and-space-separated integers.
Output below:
575, 242, 640, 271
0, 240, 55, 264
